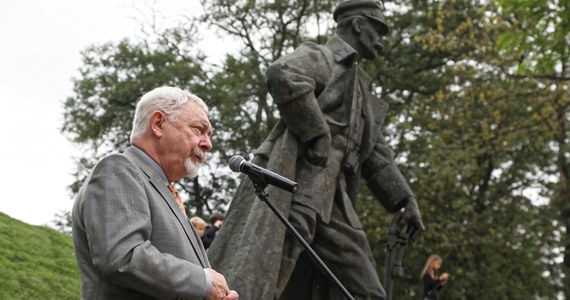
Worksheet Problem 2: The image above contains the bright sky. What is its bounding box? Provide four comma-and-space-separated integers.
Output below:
0, 0, 223, 227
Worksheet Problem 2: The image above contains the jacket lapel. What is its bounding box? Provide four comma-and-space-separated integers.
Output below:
123, 147, 208, 267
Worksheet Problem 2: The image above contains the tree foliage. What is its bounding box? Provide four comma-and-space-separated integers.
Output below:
355, 1, 562, 298
61, 0, 566, 298
497, 0, 569, 78
497, 0, 570, 297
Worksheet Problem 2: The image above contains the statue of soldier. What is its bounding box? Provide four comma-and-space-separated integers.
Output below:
209, 0, 425, 299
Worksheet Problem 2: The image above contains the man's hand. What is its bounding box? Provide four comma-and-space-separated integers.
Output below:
214, 220, 223, 228
307, 133, 331, 166
205, 269, 239, 300
224, 290, 239, 300
401, 198, 425, 242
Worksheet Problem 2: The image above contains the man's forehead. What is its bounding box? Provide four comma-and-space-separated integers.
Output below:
183, 102, 213, 127
186, 101, 209, 118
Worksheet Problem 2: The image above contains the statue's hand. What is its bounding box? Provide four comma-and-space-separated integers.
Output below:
307, 133, 331, 166
401, 197, 425, 243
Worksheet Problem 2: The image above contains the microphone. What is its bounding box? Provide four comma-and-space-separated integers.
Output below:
228, 155, 298, 193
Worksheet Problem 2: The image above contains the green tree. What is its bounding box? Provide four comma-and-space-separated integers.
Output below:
498, 0, 570, 297
498, 0, 569, 78
358, 0, 560, 298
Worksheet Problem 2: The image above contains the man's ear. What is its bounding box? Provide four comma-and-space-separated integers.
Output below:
351, 17, 362, 34
150, 111, 166, 137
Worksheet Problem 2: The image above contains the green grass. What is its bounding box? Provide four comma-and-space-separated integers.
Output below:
0, 212, 80, 299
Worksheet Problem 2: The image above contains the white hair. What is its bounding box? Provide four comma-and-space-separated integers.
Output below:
130, 86, 208, 143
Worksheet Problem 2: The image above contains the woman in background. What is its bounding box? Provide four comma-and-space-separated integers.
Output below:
189, 216, 207, 238
420, 254, 450, 300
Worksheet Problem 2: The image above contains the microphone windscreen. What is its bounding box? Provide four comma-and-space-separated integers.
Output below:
228, 155, 245, 172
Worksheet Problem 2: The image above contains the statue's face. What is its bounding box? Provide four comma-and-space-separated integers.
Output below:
355, 18, 386, 60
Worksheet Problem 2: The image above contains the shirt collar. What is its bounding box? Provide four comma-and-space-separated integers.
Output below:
325, 36, 358, 65
131, 146, 169, 184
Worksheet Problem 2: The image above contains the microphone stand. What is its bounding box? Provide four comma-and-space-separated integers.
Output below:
251, 181, 355, 300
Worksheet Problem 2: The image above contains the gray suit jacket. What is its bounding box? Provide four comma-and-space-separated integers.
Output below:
72, 147, 210, 299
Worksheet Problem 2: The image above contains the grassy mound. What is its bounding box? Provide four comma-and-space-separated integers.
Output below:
0, 212, 79, 299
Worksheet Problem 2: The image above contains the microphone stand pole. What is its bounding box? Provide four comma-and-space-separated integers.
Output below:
252, 182, 355, 300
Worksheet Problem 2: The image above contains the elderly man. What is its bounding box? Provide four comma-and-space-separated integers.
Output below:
72, 86, 238, 300
209, 0, 424, 299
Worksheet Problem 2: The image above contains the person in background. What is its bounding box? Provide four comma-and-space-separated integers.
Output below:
190, 216, 208, 238
71, 86, 238, 300
201, 213, 224, 250
420, 254, 450, 300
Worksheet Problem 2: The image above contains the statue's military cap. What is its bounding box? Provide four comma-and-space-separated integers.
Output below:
333, 0, 390, 34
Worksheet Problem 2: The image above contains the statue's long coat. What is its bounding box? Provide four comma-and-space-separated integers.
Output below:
208, 36, 415, 299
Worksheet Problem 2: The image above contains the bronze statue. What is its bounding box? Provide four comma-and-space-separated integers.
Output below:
209, 1, 424, 299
